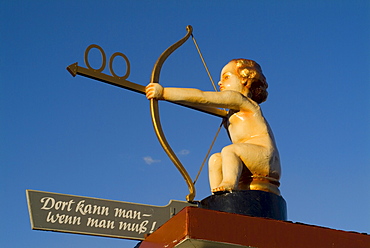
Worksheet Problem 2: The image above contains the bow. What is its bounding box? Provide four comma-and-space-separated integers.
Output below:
149, 25, 195, 202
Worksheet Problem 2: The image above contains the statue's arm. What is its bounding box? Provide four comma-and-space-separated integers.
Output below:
146, 83, 256, 111
162, 87, 255, 111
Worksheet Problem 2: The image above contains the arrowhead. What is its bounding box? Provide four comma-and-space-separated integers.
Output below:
66, 62, 78, 77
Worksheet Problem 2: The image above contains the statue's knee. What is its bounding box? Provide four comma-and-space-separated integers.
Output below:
221, 145, 235, 155
209, 153, 221, 162
209, 153, 221, 169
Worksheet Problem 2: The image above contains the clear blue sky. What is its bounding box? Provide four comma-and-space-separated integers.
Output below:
1, 1, 369, 247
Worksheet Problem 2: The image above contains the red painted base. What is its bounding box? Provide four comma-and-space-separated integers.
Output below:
138, 207, 369, 248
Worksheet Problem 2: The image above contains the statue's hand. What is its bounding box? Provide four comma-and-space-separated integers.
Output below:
146, 83, 164, 100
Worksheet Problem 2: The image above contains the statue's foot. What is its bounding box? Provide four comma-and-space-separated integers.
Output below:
212, 185, 234, 194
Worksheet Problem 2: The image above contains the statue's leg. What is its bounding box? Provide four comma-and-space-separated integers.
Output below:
213, 145, 243, 192
214, 143, 269, 192
208, 153, 222, 190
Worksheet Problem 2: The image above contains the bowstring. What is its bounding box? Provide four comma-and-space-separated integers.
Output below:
191, 34, 218, 92
191, 34, 224, 185
193, 122, 223, 185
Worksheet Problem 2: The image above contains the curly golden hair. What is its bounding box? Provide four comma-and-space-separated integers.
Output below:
230, 59, 268, 103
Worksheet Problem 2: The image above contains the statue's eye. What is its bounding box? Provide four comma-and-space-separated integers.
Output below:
224, 75, 229, 80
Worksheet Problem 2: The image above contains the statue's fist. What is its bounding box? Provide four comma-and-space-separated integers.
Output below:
145, 83, 164, 100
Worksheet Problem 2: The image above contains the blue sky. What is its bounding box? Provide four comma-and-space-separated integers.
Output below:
1, 1, 369, 247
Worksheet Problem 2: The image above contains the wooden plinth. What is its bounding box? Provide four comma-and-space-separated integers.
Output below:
138, 206, 369, 248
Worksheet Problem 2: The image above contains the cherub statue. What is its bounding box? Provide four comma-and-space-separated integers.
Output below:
146, 59, 281, 195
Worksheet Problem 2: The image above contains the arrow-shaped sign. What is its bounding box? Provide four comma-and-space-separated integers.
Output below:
66, 44, 227, 119
27, 190, 195, 240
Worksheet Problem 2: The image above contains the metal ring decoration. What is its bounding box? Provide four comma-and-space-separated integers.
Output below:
84, 44, 106, 73
149, 25, 196, 202
109, 52, 131, 80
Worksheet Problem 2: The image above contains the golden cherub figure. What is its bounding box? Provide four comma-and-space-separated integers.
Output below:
146, 59, 281, 195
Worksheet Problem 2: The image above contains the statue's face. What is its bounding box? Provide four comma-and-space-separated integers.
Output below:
218, 62, 245, 93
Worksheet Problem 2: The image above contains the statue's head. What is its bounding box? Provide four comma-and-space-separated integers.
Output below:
230, 59, 268, 103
